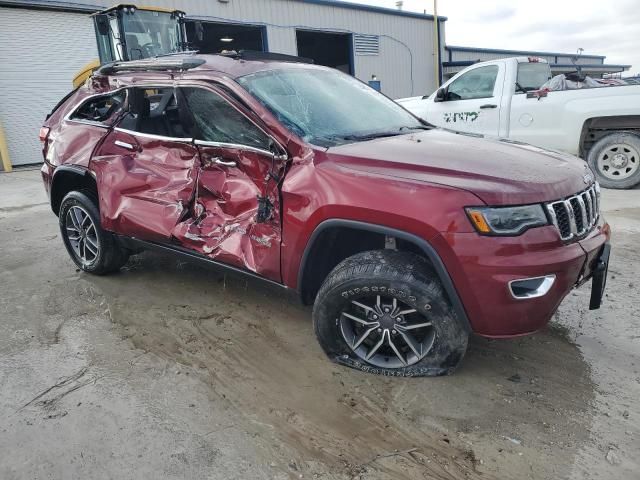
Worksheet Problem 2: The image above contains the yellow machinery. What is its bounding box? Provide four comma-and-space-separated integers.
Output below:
73, 4, 188, 87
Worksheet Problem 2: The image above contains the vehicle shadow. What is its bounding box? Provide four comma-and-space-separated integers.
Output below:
82, 250, 595, 480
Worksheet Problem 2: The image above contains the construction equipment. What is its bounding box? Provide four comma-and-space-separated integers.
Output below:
73, 4, 188, 87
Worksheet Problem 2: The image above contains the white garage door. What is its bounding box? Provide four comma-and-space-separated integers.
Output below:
0, 7, 98, 166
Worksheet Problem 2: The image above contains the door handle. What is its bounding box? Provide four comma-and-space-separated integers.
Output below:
214, 158, 237, 168
114, 140, 136, 151
480, 104, 498, 109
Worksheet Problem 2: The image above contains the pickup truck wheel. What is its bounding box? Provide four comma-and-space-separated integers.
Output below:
587, 132, 640, 189
59, 191, 129, 275
313, 250, 468, 377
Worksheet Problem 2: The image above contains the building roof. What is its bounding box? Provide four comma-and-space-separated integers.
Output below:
1, 0, 447, 20
0, 0, 99, 12
295, 0, 446, 21
446, 45, 605, 60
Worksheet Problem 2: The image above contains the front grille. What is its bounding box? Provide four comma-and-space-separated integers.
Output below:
546, 184, 599, 241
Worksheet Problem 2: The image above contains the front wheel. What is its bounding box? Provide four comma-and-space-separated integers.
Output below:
313, 250, 468, 377
59, 191, 129, 275
587, 132, 640, 189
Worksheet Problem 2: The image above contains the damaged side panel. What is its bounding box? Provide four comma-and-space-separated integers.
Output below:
92, 130, 199, 241
172, 145, 283, 282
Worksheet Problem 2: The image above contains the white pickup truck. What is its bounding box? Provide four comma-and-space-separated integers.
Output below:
398, 57, 640, 189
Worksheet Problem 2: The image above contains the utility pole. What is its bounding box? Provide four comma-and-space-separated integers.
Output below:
433, 0, 440, 88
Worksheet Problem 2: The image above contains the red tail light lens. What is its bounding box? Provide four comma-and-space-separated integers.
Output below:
39, 127, 50, 143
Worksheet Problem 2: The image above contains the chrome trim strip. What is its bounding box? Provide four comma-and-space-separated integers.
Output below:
65, 119, 111, 129
114, 140, 135, 150
576, 195, 588, 234
194, 139, 273, 157
564, 199, 577, 236
509, 275, 556, 300
583, 191, 593, 226
114, 127, 193, 143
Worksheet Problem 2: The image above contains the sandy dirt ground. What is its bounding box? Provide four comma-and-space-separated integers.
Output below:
0, 169, 638, 480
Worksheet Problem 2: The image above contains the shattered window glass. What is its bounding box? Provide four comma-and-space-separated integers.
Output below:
182, 87, 271, 151
447, 65, 498, 101
70, 91, 126, 124
237, 68, 423, 147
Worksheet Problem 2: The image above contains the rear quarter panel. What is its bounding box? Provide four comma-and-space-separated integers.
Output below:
508, 85, 640, 156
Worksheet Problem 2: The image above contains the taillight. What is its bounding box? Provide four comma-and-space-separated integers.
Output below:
39, 126, 51, 161
39, 127, 50, 144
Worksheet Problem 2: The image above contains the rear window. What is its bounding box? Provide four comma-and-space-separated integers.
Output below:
516, 63, 552, 92
70, 91, 126, 124
46, 86, 80, 121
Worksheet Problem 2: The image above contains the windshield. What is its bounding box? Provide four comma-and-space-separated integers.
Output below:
120, 10, 182, 60
516, 62, 552, 91
236, 68, 424, 147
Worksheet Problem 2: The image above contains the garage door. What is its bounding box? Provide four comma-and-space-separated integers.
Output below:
0, 7, 98, 167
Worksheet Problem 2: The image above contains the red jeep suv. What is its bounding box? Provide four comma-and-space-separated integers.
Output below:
40, 53, 610, 376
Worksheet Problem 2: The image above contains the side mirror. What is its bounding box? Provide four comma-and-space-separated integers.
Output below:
95, 14, 110, 36
434, 87, 447, 102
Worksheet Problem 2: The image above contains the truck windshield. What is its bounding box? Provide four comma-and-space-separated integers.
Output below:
237, 68, 424, 147
121, 10, 182, 60
516, 63, 552, 91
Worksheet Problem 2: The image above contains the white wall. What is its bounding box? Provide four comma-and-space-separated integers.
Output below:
0, 7, 98, 166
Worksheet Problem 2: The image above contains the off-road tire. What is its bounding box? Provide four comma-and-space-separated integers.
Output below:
313, 250, 468, 377
587, 132, 640, 189
59, 191, 129, 274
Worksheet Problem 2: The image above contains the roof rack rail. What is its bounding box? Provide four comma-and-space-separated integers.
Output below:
218, 50, 314, 64
97, 57, 206, 75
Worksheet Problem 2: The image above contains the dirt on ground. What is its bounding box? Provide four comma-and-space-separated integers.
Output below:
0, 169, 638, 479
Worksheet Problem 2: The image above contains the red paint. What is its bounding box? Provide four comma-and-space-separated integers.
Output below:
41, 54, 609, 337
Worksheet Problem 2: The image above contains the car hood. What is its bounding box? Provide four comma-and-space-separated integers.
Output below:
326, 129, 593, 205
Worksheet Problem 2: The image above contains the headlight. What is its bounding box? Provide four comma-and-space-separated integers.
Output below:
465, 204, 548, 236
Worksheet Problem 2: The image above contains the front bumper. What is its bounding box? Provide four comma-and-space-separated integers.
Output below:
432, 218, 610, 337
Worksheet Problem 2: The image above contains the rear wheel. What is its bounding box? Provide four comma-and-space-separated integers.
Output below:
587, 132, 640, 189
59, 191, 129, 274
313, 250, 468, 377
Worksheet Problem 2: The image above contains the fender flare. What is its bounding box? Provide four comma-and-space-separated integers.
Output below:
297, 219, 471, 332
50, 165, 94, 214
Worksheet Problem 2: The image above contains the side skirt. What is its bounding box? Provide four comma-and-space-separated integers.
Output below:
117, 235, 291, 292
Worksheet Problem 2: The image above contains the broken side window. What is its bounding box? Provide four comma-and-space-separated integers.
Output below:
70, 90, 126, 124
181, 87, 271, 151
118, 87, 191, 139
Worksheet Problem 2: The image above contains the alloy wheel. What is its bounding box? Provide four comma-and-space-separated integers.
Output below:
65, 205, 100, 265
339, 294, 436, 368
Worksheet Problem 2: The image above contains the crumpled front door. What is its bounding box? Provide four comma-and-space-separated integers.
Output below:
170, 85, 288, 282
172, 143, 284, 281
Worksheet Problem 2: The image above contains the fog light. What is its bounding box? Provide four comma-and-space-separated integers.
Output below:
509, 275, 556, 299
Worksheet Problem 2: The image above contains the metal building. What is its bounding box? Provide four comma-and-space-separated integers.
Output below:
0, 0, 445, 167
443, 45, 631, 80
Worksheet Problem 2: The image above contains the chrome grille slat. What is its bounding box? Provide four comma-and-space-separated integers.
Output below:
564, 200, 578, 236
576, 195, 588, 234
583, 192, 593, 225
546, 184, 599, 241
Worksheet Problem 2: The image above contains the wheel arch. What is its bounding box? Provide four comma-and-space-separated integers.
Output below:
579, 115, 640, 157
297, 219, 471, 332
50, 165, 98, 216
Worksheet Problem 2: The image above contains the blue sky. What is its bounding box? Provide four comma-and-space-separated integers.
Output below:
347, 0, 638, 75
